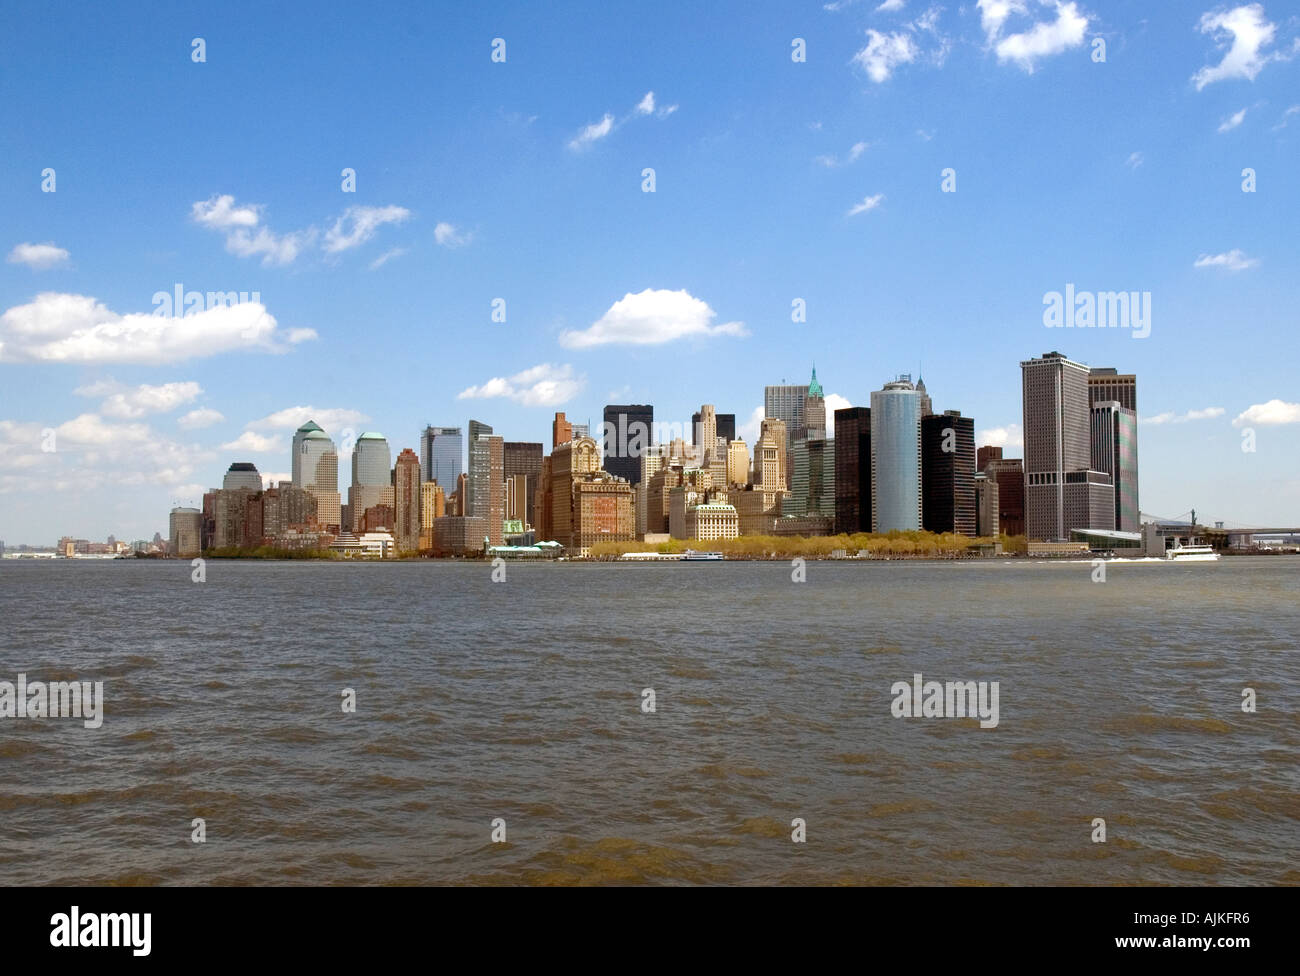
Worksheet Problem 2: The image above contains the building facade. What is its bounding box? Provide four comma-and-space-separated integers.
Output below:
834, 406, 871, 535
870, 377, 923, 532
921, 411, 976, 536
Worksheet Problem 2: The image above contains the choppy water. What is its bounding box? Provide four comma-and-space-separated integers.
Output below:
0, 557, 1296, 885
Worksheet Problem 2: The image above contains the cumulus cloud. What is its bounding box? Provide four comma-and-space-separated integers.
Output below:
977, 423, 1024, 449
7, 242, 70, 270
1194, 249, 1258, 271
559, 288, 748, 348
1232, 399, 1300, 427
824, 394, 853, 438
1142, 407, 1225, 425
1192, 4, 1282, 90
568, 113, 615, 150
221, 431, 284, 453
244, 406, 368, 434
91, 381, 203, 419
1218, 107, 1247, 132
738, 406, 765, 443
191, 195, 261, 229
978, 0, 1089, 72
0, 292, 311, 364
178, 407, 225, 430
847, 193, 885, 216
854, 29, 918, 81
433, 222, 471, 247
324, 205, 412, 254
457, 363, 585, 407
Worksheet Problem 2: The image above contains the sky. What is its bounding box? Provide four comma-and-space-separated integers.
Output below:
1, 0, 1298, 544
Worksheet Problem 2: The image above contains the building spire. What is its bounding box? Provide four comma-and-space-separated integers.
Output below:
808, 364, 823, 398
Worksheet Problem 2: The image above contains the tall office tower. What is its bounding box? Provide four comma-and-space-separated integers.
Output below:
169, 507, 203, 557
635, 450, 666, 536
420, 481, 445, 526
726, 439, 749, 486
393, 448, 421, 551
755, 418, 788, 491
602, 404, 653, 485
765, 380, 808, 445
834, 406, 871, 534
349, 432, 395, 531
468, 422, 505, 545
223, 462, 262, 492
789, 438, 835, 517
921, 411, 977, 536
916, 376, 933, 418
1091, 401, 1139, 532
985, 458, 1025, 536
552, 412, 573, 449
571, 422, 590, 440
505, 473, 527, 522
804, 368, 826, 439
870, 376, 923, 532
547, 435, 603, 549
697, 405, 718, 459
691, 411, 735, 445
503, 442, 543, 528
1021, 351, 1111, 540
294, 422, 341, 529
976, 445, 1003, 470
291, 420, 324, 486
419, 425, 462, 488
1087, 367, 1137, 412
974, 473, 999, 537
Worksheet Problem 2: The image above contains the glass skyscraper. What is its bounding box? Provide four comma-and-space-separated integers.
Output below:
419, 425, 462, 488
870, 376, 923, 532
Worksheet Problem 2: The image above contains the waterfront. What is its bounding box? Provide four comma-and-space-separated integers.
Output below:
0, 557, 1296, 885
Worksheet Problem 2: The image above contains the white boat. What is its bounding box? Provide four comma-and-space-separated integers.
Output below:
682, 550, 725, 561
1164, 544, 1220, 562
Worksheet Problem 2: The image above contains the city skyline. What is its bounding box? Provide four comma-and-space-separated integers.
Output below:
3, 1, 1299, 543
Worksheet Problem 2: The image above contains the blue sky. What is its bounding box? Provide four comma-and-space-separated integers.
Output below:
2, 0, 1297, 543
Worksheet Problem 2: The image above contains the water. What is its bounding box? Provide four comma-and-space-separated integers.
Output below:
1, 557, 1296, 885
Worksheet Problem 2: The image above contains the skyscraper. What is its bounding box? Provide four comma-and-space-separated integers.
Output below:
691, 411, 735, 445
291, 420, 323, 486
503, 442, 544, 528
601, 404, 653, 485
393, 448, 421, 552
1021, 351, 1112, 540
293, 421, 341, 529
1087, 367, 1137, 412
222, 462, 262, 492
921, 411, 976, 536
765, 380, 808, 446
552, 412, 573, 449
870, 376, 923, 532
467, 421, 504, 546
419, 425, 462, 488
1091, 401, 1140, 532
834, 406, 871, 534
349, 432, 395, 531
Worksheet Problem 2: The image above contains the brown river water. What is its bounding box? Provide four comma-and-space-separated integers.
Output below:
0, 557, 1296, 885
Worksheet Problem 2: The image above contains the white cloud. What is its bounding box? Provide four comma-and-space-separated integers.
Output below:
0, 292, 310, 364
1232, 399, 1300, 427
226, 226, 316, 266
458, 363, 585, 407
738, 406, 765, 443
977, 423, 1023, 449
847, 193, 886, 216
817, 141, 870, 167
1125, 151, 1145, 169
878, 0, 906, 10
559, 288, 748, 348
636, 91, 656, 115
824, 394, 853, 438
323, 205, 412, 254
433, 222, 471, 247
221, 431, 283, 453
368, 247, 407, 270
191, 194, 261, 229
244, 406, 368, 434
260, 471, 292, 489
1218, 107, 1247, 132
568, 113, 614, 151
1142, 407, 1225, 425
97, 382, 203, 419
1194, 249, 1259, 271
7, 242, 70, 270
1192, 4, 1280, 90
853, 29, 918, 82
1271, 104, 1300, 130
178, 407, 224, 430
984, 0, 1089, 72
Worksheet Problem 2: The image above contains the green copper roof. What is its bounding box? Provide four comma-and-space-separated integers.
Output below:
296, 420, 323, 433
808, 366, 823, 398
357, 431, 387, 441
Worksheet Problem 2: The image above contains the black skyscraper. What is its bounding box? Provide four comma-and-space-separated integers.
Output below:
601, 404, 654, 485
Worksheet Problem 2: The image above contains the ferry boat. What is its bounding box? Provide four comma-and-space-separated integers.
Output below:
1164, 544, 1220, 562
682, 550, 725, 561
